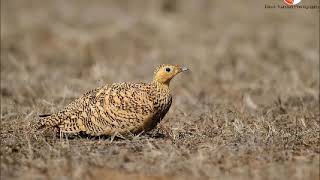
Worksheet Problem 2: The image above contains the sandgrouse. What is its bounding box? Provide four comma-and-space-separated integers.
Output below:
36, 64, 189, 136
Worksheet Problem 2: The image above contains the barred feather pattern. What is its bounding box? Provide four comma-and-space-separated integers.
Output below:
37, 82, 172, 136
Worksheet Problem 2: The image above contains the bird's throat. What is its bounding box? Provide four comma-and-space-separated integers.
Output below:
153, 81, 170, 93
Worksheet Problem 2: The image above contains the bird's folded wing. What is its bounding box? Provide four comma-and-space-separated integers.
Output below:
60, 83, 156, 135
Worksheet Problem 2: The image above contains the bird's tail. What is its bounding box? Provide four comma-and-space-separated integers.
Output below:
34, 113, 61, 130
39, 114, 52, 118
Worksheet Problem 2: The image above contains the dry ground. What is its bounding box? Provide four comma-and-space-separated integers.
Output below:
1, 0, 319, 180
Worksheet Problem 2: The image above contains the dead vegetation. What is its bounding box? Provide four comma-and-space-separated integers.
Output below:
1, 0, 319, 179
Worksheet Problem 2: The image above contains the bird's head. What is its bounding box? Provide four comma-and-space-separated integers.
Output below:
153, 64, 189, 86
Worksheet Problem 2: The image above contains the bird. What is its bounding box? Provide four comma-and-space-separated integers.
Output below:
36, 64, 189, 137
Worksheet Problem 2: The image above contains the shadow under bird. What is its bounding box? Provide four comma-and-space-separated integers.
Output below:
36, 64, 189, 136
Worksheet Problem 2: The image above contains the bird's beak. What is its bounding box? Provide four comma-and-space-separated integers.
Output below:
181, 66, 189, 72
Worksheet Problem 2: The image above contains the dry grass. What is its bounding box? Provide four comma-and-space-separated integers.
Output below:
1, 0, 319, 179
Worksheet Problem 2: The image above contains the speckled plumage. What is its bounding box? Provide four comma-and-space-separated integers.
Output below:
36, 64, 188, 136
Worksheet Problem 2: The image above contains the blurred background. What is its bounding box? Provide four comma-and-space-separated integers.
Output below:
1, 0, 319, 180
1, 0, 319, 104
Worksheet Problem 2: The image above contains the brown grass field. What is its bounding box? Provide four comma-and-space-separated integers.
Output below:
1, 0, 319, 179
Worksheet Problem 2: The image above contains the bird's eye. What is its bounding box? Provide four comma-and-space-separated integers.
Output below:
165, 67, 171, 72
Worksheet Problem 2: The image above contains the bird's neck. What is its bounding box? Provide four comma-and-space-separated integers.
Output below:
152, 81, 170, 94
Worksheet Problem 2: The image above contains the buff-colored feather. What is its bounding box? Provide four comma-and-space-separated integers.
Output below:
36, 64, 188, 136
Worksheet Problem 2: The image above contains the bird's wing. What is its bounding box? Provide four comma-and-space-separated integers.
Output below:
93, 83, 156, 134
59, 83, 156, 136
37, 83, 158, 136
